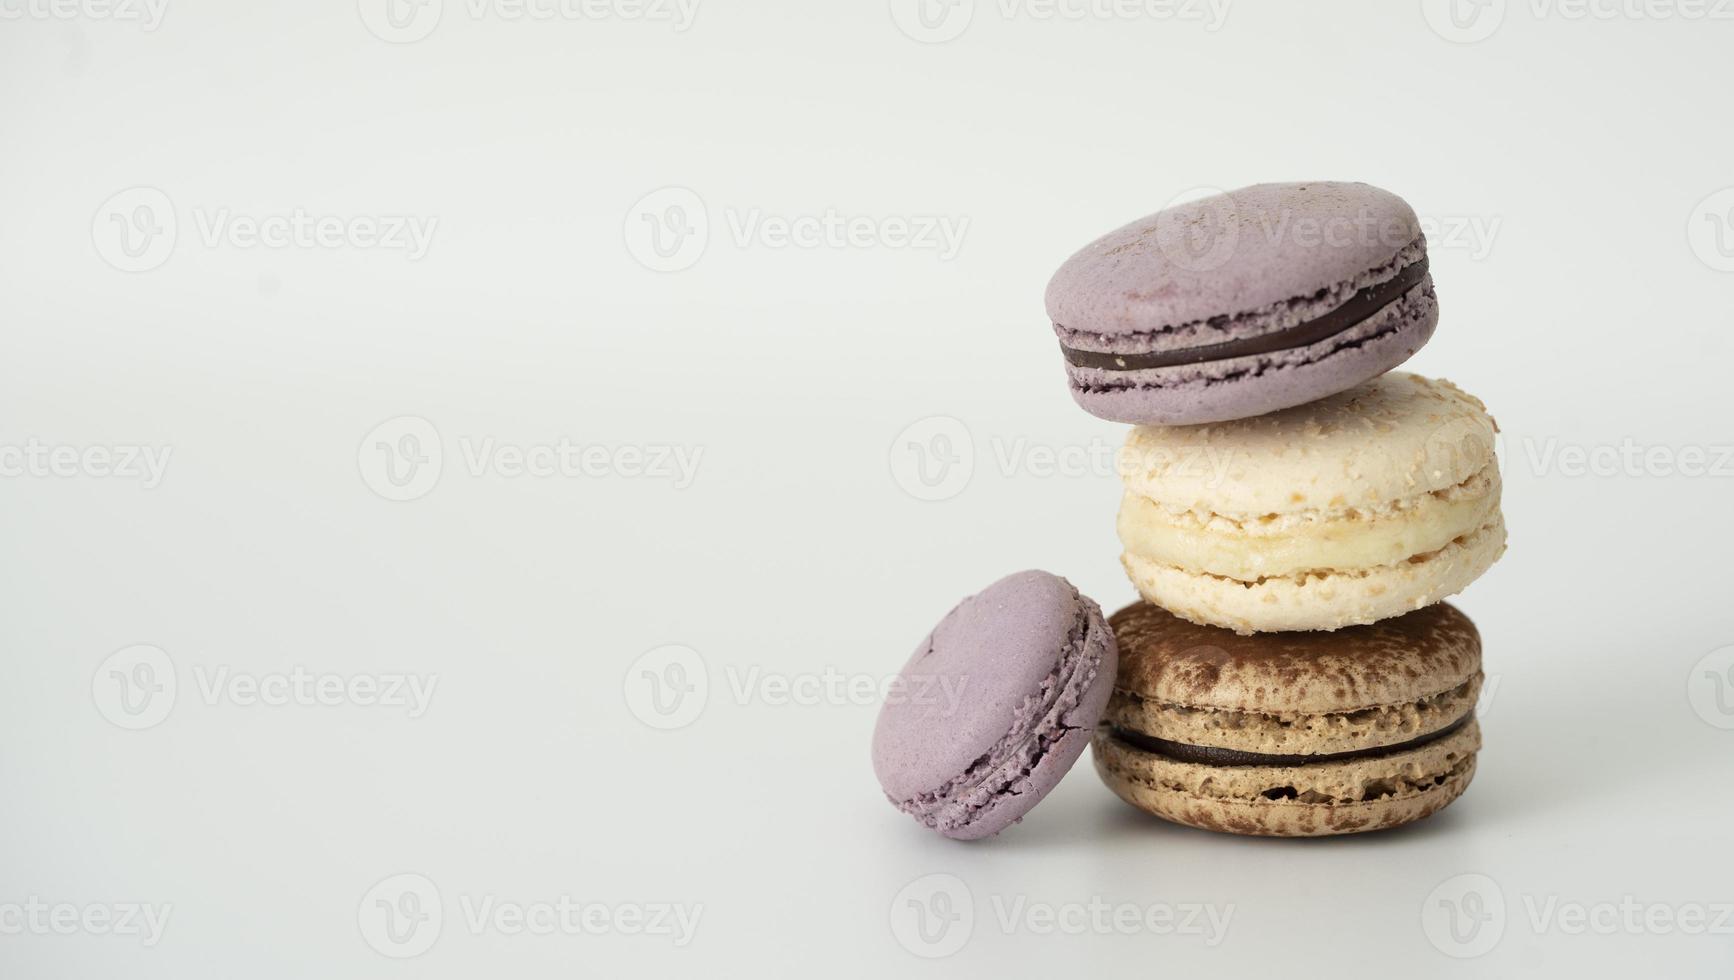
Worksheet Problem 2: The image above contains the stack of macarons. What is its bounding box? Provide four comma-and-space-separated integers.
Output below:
874, 182, 1506, 839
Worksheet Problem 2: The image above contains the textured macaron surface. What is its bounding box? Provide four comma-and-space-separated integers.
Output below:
1046, 182, 1439, 426
1110, 600, 1481, 716
1105, 600, 1480, 756
1093, 723, 1479, 837
1047, 182, 1423, 344
1115, 373, 1506, 632
872, 570, 1117, 839
1094, 601, 1483, 836
1119, 372, 1497, 517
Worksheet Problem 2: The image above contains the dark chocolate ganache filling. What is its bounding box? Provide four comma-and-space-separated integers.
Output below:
1061, 256, 1430, 372
1108, 711, 1471, 767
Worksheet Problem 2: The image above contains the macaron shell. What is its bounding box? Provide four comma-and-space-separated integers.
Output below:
1095, 600, 1483, 836
1103, 601, 1482, 757
1105, 675, 1481, 759
1121, 511, 1506, 634
872, 570, 1086, 804
1065, 280, 1436, 426
941, 640, 1115, 840
1108, 600, 1482, 715
1093, 721, 1479, 837
1046, 182, 1423, 338
1114, 372, 1506, 634
1117, 372, 1498, 519
872, 571, 1119, 839
1048, 182, 1436, 426
1116, 461, 1498, 584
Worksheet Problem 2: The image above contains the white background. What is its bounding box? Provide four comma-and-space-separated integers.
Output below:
3, 0, 1733, 977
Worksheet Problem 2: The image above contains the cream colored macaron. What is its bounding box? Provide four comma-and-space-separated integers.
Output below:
1116, 372, 1506, 633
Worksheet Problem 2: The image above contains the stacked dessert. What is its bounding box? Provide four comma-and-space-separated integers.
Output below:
1047, 182, 1506, 836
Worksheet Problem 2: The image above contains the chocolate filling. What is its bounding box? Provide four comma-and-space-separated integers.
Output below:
1060, 256, 1430, 372
1108, 712, 1471, 768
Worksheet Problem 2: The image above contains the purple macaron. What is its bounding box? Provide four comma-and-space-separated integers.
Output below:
872, 570, 1118, 840
1046, 182, 1439, 425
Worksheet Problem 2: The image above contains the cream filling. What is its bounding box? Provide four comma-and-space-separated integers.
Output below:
1117, 463, 1500, 581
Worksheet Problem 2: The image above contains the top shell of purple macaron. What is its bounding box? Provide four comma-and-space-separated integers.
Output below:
1047, 182, 1423, 342
871, 570, 1117, 840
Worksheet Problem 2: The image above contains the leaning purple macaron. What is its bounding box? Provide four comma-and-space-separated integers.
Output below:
872, 570, 1118, 840
1046, 182, 1439, 425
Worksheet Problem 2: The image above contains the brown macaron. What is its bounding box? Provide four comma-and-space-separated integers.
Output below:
1093, 601, 1482, 837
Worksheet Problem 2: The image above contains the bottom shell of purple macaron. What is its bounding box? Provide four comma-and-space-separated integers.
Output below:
1065, 280, 1438, 427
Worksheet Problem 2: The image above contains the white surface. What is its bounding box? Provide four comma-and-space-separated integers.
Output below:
3, 2, 1733, 977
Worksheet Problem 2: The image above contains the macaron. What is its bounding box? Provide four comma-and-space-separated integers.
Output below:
1118, 372, 1506, 633
872, 570, 1118, 840
1047, 181, 1438, 425
1094, 600, 1483, 837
